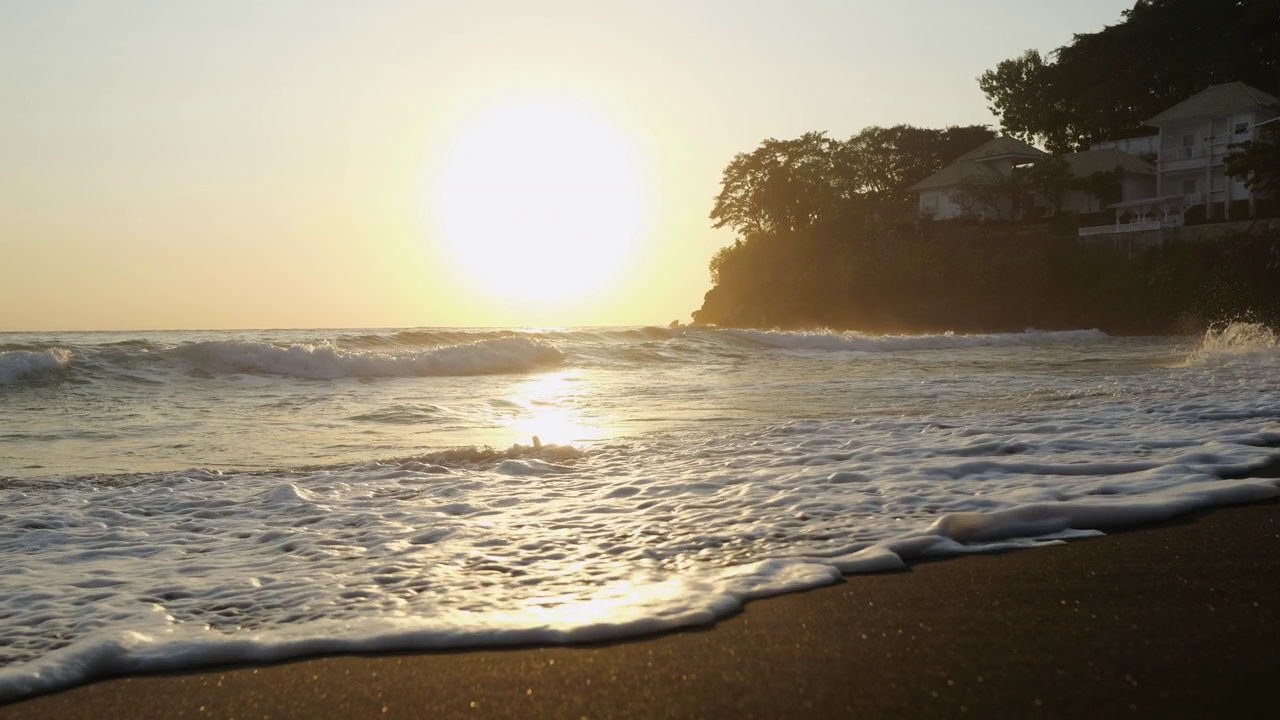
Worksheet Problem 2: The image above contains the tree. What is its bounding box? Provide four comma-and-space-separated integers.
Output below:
709, 132, 853, 237
1081, 170, 1124, 209
709, 125, 997, 239
979, 0, 1280, 153
1225, 115, 1280, 198
845, 125, 996, 211
936, 125, 1001, 166
845, 126, 931, 208
1023, 156, 1075, 214
977, 50, 1061, 149
950, 172, 1027, 221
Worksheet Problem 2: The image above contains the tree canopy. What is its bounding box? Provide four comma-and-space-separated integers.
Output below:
709, 132, 853, 237
709, 124, 995, 237
980, 0, 1280, 153
1225, 115, 1280, 198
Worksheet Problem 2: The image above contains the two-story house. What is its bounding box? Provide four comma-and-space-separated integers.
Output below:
1147, 81, 1279, 220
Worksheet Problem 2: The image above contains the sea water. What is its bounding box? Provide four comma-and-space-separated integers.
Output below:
2, 325, 1278, 701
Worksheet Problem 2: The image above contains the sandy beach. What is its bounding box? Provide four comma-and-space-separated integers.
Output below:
3, 493, 1278, 720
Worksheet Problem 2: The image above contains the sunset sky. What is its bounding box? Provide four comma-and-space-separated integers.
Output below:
1, 0, 1135, 331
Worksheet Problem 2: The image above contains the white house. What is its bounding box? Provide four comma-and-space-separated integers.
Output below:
907, 136, 1047, 220
908, 82, 1279, 232
1091, 135, 1159, 157
1053, 148, 1156, 215
1146, 81, 1280, 220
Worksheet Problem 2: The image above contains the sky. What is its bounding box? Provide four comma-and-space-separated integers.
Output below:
0, 0, 1137, 331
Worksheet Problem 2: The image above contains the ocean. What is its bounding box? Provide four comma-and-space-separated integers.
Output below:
2, 324, 1278, 701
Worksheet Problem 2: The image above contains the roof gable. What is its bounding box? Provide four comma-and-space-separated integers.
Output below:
1146, 82, 1280, 126
906, 161, 1002, 193
907, 135, 1046, 194
954, 136, 1048, 162
1060, 148, 1154, 178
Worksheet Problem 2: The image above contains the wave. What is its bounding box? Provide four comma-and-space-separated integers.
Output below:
1183, 322, 1278, 367
0, 348, 73, 385
308, 328, 684, 355
172, 337, 564, 379
0, 327, 1125, 386
719, 328, 1109, 352
1, 450, 1275, 703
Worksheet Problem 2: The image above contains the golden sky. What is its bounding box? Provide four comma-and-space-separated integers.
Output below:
1, 0, 1134, 331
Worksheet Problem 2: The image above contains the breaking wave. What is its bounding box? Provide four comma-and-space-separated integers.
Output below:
0, 348, 73, 385
172, 337, 564, 379
720, 328, 1109, 352
1183, 322, 1279, 367
1, 328, 1131, 388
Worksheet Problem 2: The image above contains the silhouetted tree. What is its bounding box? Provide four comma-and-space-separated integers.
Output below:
1023, 156, 1075, 214
846, 124, 996, 212
694, 1, 1280, 332
980, 0, 1280, 153
710, 125, 996, 239
951, 173, 1026, 220
709, 132, 853, 236
1081, 170, 1124, 208
977, 50, 1062, 149
1225, 114, 1280, 198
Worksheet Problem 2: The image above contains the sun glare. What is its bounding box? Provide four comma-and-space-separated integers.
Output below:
506, 370, 609, 446
431, 95, 646, 307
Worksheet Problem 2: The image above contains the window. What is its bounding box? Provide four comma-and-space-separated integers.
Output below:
922, 196, 938, 215
1235, 122, 1249, 134
1181, 178, 1196, 194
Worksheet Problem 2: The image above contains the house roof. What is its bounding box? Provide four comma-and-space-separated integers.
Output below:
954, 136, 1048, 162
907, 136, 1047, 194
1146, 82, 1280, 126
1108, 193, 1194, 210
906, 161, 1002, 192
1060, 148, 1154, 178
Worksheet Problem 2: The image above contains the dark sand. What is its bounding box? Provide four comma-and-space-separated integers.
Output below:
4, 498, 1280, 719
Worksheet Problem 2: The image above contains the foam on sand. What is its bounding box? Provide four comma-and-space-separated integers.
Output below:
2, 418, 1278, 701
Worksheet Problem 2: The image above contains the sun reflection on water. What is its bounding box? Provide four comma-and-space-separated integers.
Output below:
503, 371, 611, 446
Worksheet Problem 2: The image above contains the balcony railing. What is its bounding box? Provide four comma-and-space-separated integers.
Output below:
1078, 221, 1162, 237
1161, 146, 1203, 161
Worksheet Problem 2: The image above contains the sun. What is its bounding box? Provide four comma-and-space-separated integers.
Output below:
431, 95, 646, 307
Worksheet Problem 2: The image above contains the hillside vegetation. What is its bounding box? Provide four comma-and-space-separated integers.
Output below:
692, 0, 1280, 334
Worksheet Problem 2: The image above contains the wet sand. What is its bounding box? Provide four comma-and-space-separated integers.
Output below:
3, 496, 1279, 719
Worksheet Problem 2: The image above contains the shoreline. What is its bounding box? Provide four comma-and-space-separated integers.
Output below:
685, 322, 1247, 340
4, 482, 1279, 719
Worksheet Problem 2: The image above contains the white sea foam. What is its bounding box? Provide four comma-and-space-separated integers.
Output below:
1183, 321, 1279, 367
172, 337, 563, 379
722, 328, 1108, 352
0, 348, 72, 385
2, 417, 1278, 700
3, 327, 1280, 701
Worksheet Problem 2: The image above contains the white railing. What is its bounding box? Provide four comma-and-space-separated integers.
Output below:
1078, 221, 1162, 237
1161, 146, 1202, 161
